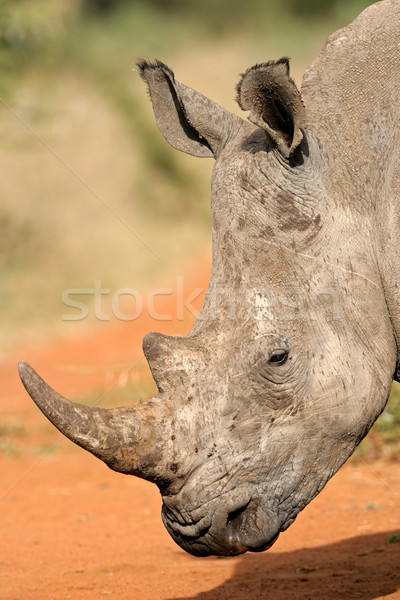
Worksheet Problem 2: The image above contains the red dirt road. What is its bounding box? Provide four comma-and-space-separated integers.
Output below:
2, 454, 400, 600
1, 261, 400, 599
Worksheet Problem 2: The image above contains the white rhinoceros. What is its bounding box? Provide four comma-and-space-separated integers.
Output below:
19, 0, 400, 556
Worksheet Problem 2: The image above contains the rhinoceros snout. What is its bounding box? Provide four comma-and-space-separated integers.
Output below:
161, 491, 281, 557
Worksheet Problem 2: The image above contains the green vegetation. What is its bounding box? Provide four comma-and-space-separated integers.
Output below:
357, 383, 400, 460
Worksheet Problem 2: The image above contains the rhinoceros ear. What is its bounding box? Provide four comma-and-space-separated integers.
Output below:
236, 58, 307, 158
138, 60, 241, 159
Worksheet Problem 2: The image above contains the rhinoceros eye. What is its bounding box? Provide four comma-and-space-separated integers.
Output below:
268, 351, 288, 365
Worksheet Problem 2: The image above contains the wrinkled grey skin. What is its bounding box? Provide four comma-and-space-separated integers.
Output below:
19, 0, 400, 557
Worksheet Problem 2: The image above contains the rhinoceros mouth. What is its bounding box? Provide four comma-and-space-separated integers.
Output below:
161, 489, 281, 557
162, 509, 213, 540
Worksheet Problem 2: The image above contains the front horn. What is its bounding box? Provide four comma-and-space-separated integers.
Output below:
18, 361, 171, 484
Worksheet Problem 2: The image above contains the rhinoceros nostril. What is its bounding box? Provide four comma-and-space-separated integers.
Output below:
225, 498, 280, 553
226, 501, 251, 528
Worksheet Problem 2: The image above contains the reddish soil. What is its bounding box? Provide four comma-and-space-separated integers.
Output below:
1, 261, 400, 600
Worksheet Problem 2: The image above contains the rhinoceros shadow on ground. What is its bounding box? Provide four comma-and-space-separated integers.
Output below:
170, 531, 400, 600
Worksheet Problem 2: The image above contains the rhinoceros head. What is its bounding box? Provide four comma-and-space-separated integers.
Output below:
19, 5, 399, 557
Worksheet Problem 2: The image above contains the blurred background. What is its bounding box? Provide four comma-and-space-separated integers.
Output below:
1, 0, 399, 458
0, 0, 375, 352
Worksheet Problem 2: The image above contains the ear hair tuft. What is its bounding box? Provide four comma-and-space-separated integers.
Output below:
235, 57, 306, 158
236, 58, 291, 108
137, 59, 175, 82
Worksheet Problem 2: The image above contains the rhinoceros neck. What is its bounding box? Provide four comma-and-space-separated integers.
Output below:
301, 1, 400, 361
301, 0, 400, 211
